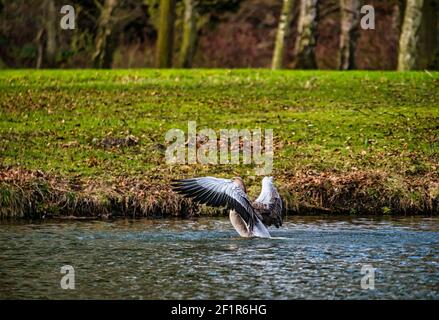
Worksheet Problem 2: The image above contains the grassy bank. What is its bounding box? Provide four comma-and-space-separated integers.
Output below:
0, 70, 438, 218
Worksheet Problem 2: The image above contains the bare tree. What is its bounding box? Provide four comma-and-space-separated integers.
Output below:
397, 0, 424, 70
36, 29, 44, 69
272, 0, 294, 70
178, 0, 198, 68
338, 0, 360, 70
156, 0, 176, 68
92, 0, 118, 68
294, 0, 319, 69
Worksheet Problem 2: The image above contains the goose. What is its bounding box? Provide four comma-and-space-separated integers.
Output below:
172, 176, 283, 238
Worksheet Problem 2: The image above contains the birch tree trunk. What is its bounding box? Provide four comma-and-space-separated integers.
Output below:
92, 0, 118, 68
45, 0, 56, 68
397, 0, 424, 70
294, 0, 319, 69
338, 0, 360, 70
271, 0, 294, 69
156, 0, 176, 68
178, 0, 197, 68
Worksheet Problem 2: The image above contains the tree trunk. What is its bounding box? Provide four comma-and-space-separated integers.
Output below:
294, 0, 319, 69
36, 29, 44, 69
435, 1, 439, 69
271, 0, 294, 70
338, 0, 360, 70
396, 0, 406, 29
418, 0, 439, 69
397, 0, 424, 70
93, 0, 118, 68
156, 0, 176, 68
178, 0, 197, 68
45, 0, 56, 68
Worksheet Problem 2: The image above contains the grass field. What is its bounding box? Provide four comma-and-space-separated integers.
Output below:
0, 69, 438, 217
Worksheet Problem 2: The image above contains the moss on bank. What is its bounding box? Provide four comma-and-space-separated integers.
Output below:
0, 70, 438, 217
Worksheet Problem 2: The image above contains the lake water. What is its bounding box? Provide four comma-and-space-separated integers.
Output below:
0, 216, 438, 299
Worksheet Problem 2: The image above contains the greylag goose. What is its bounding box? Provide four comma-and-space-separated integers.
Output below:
172, 176, 283, 238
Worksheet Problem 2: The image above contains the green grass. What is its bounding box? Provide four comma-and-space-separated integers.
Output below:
0, 69, 438, 217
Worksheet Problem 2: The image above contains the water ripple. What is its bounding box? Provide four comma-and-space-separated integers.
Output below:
0, 216, 438, 299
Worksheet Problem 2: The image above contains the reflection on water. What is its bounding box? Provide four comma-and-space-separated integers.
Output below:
0, 216, 438, 299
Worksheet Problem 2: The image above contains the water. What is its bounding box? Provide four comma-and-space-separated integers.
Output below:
0, 216, 438, 299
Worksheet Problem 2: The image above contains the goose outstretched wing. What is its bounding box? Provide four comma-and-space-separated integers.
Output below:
172, 177, 256, 230
253, 177, 283, 228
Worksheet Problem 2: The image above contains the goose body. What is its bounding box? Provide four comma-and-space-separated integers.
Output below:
172, 176, 283, 238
